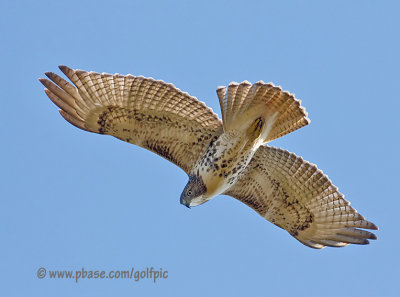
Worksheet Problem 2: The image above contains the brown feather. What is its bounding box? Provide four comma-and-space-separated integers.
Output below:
225, 145, 377, 249
40, 66, 222, 173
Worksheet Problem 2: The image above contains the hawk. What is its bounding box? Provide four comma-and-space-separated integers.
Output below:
39, 66, 378, 249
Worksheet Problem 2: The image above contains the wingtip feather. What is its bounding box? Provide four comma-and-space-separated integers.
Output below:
58, 64, 69, 72
58, 65, 75, 77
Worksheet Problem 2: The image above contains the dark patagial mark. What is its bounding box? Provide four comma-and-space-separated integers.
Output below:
234, 193, 264, 213
145, 140, 181, 168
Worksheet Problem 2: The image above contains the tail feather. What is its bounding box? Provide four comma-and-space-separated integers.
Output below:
217, 81, 310, 143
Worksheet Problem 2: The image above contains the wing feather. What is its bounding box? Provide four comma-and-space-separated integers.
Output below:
40, 66, 222, 173
225, 146, 377, 249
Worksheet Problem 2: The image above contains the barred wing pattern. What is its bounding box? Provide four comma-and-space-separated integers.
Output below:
225, 146, 377, 249
40, 66, 377, 249
40, 66, 222, 173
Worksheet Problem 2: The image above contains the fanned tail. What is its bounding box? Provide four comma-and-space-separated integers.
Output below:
216, 81, 310, 143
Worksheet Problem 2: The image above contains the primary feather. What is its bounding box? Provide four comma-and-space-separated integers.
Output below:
40, 66, 377, 249
40, 65, 222, 173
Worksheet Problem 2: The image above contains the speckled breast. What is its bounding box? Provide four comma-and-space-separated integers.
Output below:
192, 130, 260, 199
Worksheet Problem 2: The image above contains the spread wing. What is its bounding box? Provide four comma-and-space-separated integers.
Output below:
40, 66, 222, 173
225, 146, 378, 249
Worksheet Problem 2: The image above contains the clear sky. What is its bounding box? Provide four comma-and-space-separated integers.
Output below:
1, 0, 399, 296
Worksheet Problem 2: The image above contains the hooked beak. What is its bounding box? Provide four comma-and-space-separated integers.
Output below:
180, 194, 191, 209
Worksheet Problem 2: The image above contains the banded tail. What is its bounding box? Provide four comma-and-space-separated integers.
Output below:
216, 81, 310, 143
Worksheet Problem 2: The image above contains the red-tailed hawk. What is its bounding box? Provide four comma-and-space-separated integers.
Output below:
39, 66, 377, 249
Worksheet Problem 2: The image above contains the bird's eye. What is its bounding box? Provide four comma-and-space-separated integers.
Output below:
187, 190, 192, 196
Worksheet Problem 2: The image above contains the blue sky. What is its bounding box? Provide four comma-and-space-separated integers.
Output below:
1, 0, 399, 296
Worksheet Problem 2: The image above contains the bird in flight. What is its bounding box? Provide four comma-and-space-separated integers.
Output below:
40, 66, 377, 249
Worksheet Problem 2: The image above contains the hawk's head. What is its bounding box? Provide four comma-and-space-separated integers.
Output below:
180, 175, 207, 208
